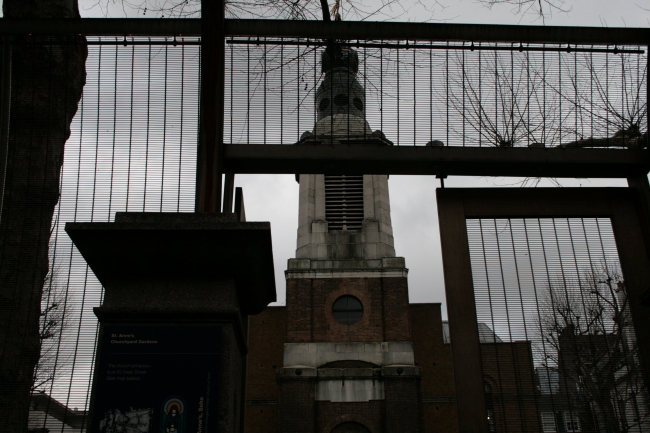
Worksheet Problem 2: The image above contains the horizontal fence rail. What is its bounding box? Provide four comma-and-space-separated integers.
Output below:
221, 145, 650, 177
0, 19, 648, 45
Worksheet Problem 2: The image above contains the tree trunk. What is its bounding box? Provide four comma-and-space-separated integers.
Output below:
0, 2, 86, 432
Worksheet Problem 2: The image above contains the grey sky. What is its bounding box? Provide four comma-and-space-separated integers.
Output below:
77, 0, 650, 25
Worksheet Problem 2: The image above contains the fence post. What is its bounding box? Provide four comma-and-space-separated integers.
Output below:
0, 37, 11, 222
196, 0, 226, 212
627, 175, 650, 299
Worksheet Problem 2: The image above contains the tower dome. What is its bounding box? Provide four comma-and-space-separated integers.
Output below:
314, 46, 370, 136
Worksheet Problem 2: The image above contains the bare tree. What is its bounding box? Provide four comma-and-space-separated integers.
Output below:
444, 48, 647, 157
476, 0, 571, 22
444, 49, 563, 148
560, 52, 648, 149
31, 264, 73, 393
86, 0, 415, 21
537, 265, 650, 433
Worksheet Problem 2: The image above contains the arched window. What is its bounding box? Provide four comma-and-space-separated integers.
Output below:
331, 421, 371, 433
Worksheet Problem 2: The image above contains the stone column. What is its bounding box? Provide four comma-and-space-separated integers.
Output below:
66, 212, 276, 433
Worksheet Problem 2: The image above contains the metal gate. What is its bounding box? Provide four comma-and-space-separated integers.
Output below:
438, 188, 650, 433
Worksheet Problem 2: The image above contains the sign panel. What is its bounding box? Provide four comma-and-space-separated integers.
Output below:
91, 324, 221, 433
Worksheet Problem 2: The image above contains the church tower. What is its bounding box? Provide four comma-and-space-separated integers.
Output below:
278, 46, 422, 433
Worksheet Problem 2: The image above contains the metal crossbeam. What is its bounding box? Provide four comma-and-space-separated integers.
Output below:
0, 18, 648, 45
223, 144, 650, 178
227, 19, 650, 45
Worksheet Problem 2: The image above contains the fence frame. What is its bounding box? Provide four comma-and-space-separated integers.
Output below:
0, 18, 647, 43
1, 13, 650, 432
437, 187, 650, 433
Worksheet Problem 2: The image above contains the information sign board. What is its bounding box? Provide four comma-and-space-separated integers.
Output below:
90, 324, 221, 433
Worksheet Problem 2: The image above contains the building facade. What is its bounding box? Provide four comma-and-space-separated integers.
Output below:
243, 46, 540, 433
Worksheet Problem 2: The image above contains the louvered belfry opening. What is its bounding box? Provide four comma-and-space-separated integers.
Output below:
325, 175, 364, 231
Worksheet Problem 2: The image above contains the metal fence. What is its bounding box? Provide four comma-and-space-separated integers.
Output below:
0, 19, 647, 433
468, 217, 649, 433
50, 39, 200, 411
225, 39, 647, 148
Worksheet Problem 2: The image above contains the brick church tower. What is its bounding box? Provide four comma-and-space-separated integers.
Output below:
244, 46, 540, 433
277, 47, 422, 433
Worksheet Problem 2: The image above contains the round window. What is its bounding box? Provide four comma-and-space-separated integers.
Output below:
332, 295, 363, 325
319, 98, 330, 112
353, 97, 364, 111
334, 94, 348, 106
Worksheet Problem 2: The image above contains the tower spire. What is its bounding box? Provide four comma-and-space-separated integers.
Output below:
294, 46, 396, 261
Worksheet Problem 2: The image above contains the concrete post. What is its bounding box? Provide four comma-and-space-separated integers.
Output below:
66, 212, 276, 433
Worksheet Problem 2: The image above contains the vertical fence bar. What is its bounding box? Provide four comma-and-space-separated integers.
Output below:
479, 45, 482, 147
223, 171, 235, 212
627, 41, 650, 307
0, 37, 11, 221
437, 188, 490, 433
196, 0, 225, 212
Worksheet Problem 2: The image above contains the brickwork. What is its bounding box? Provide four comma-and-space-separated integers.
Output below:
422, 402, 458, 433
409, 304, 455, 397
246, 297, 541, 433
244, 307, 286, 433
279, 273, 419, 432
480, 342, 541, 433
384, 377, 422, 433
286, 276, 411, 343
285, 278, 313, 342
316, 401, 383, 433
312, 278, 383, 342
409, 303, 541, 433
410, 303, 458, 433
278, 379, 316, 433
245, 405, 279, 433
381, 277, 412, 341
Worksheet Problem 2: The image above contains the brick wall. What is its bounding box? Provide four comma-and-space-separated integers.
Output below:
481, 341, 541, 433
410, 303, 458, 433
382, 278, 412, 341
245, 302, 540, 433
285, 278, 313, 342
409, 303, 541, 433
286, 276, 411, 343
384, 377, 422, 433
316, 401, 383, 433
278, 378, 316, 433
244, 306, 286, 433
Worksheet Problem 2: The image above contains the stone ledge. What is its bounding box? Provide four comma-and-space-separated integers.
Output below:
278, 367, 318, 378
285, 269, 408, 279
381, 366, 421, 377
287, 257, 406, 270
66, 212, 277, 315
284, 341, 415, 367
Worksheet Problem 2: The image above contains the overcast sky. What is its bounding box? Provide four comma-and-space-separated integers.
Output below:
77, 0, 650, 26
